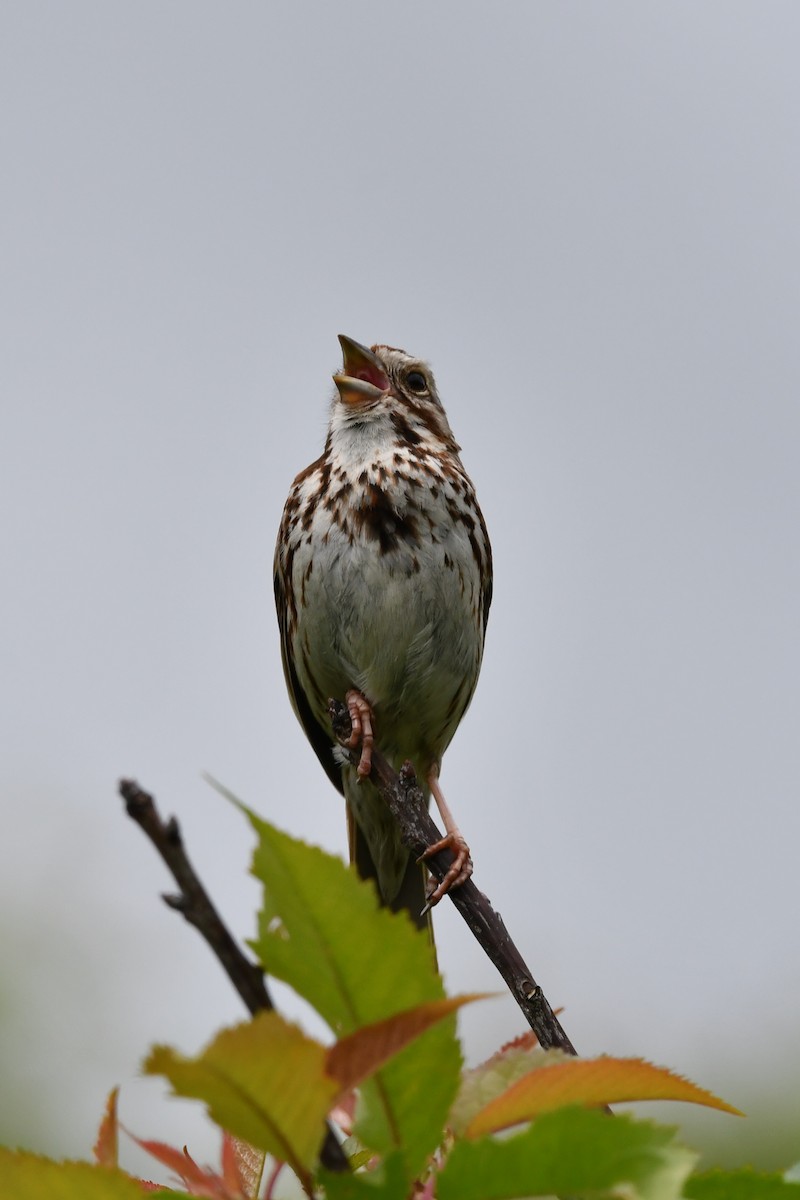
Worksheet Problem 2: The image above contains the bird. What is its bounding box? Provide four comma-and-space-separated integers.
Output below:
274, 335, 492, 931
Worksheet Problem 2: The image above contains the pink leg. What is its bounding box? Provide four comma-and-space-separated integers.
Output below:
419, 765, 473, 907
345, 689, 374, 779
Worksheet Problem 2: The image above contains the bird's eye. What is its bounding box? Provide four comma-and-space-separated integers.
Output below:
406, 370, 428, 393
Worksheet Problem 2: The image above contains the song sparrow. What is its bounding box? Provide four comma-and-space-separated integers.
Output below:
274, 336, 492, 929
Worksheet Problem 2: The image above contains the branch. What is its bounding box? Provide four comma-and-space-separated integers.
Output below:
117, 778, 349, 1174
328, 701, 578, 1055
119, 779, 271, 1015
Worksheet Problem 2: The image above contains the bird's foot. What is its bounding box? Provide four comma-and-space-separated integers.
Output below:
420, 767, 473, 910
344, 689, 374, 779
419, 830, 473, 910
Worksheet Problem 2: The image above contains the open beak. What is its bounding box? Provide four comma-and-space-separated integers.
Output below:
333, 335, 390, 405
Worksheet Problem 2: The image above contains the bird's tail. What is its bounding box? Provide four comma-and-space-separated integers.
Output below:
347, 801, 434, 944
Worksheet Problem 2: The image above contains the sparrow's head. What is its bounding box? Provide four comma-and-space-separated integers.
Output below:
330, 335, 459, 453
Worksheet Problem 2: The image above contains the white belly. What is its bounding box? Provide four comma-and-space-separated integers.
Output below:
294, 525, 483, 766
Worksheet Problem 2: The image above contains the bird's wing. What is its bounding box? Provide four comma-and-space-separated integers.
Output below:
478, 501, 493, 636
273, 558, 345, 797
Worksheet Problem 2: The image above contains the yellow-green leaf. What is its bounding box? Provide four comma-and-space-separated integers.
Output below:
0, 1149, 184, 1199
467, 1056, 742, 1137
143, 1011, 338, 1186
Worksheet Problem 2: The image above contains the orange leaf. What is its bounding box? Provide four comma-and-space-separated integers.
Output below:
93, 1087, 119, 1168
466, 1055, 743, 1136
327, 994, 489, 1092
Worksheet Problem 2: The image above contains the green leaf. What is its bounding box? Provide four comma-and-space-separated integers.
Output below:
437, 1108, 696, 1200
685, 1168, 800, 1198
244, 807, 440, 1033
241, 806, 463, 1180
0, 1149, 189, 1199
143, 1010, 337, 1190
320, 1151, 409, 1200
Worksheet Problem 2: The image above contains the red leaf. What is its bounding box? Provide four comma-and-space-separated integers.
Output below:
93, 1087, 119, 1168
125, 1132, 243, 1198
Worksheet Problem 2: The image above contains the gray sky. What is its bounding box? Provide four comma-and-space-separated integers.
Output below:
2, 1, 798, 1180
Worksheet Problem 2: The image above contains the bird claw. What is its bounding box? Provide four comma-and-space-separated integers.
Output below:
418, 831, 473, 908
345, 689, 374, 779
